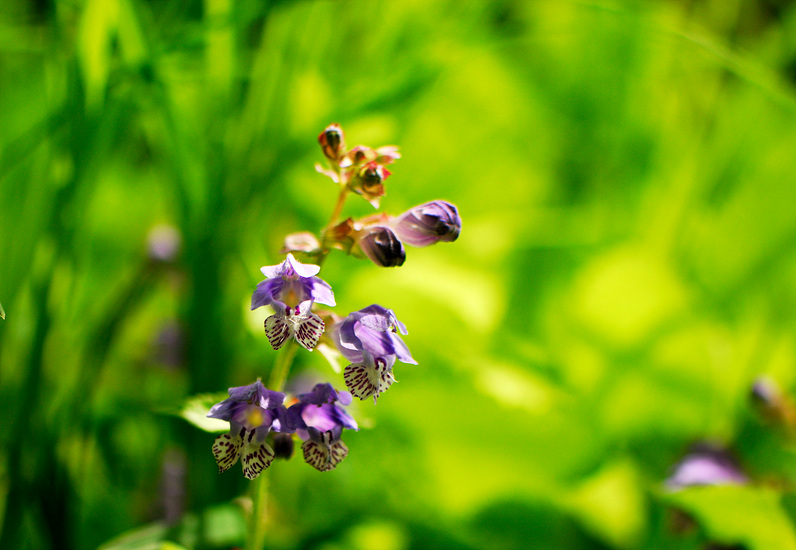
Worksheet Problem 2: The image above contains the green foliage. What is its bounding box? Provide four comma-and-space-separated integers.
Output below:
2, 0, 796, 548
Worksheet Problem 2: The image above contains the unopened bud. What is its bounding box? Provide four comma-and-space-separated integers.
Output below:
318, 123, 345, 161
272, 433, 294, 460
357, 226, 405, 267
392, 200, 461, 247
281, 232, 321, 255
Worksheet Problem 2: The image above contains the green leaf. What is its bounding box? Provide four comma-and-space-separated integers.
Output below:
96, 521, 190, 550
0, 301, 4, 320
174, 393, 229, 433
662, 485, 796, 550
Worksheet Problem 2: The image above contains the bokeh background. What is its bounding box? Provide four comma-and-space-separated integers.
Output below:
3, 0, 796, 548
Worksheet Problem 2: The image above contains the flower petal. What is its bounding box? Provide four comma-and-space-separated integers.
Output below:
344, 362, 378, 401
251, 278, 283, 310
265, 315, 291, 350
302, 437, 349, 472
344, 357, 395, 403
285, 253, 321, 278
294, 313, 325, 351
241, 439, 275, 480
212, 433, 242, 474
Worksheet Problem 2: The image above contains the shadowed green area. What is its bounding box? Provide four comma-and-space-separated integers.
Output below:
3, 0, 796, 548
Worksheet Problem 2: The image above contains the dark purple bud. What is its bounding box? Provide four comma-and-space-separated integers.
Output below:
272, 433, 294, 460
357, 226, 405, 267
392, 200, 461, 247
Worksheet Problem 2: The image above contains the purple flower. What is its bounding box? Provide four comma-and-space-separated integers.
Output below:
287, 383, 358, 471
392, 200, 461, 247
356, 225, 406, 267
335, 305, 416, 402
251, 253, 335, 350
207, 379, 291, 480
665, 443, 748, 490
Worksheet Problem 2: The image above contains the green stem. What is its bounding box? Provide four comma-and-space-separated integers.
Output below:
247, 474, 270, 550
326, 185, 349, 230
268, 340, 298, 391
246, 341, 298, 550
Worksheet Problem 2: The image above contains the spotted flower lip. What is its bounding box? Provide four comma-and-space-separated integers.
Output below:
251, 253, 335, 313
336, 305, 416, 365
287, 383, 358, 471
392, 200, 461, 247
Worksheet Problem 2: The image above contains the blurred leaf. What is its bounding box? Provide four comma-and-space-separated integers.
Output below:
174, 393, 229, 433
96, 522, 180, 550
562, 459, 646, 548
202, 504, 246, 547
662, 485, 796, 550
0, 300, 4, 320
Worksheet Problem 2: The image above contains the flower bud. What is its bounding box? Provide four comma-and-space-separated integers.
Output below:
281, 232, 321, 255
357, 225, 405, 267
348, 161, 389, 208
272, 433, 295, 460
392, 200, 461, 247
318, 123, 345, 161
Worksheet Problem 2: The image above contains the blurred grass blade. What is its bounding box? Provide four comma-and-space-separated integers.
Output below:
173, 393, 229, 433
0, 301, 4, 320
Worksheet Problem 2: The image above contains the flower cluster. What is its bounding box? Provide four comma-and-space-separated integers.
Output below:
209, 380, 358, 478
301, 123, 461, 268
206, 123, 461, 478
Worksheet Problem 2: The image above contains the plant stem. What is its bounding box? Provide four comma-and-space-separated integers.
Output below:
268, 340, 298, 392
246, 342, 298, 550
247, 473, 270, 550
326, 185, 349, 230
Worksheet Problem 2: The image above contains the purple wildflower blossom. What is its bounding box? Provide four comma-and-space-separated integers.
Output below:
251, 253, 335, 351
207, 379, 291, 480
335, 305, 416, 403
665, 443, 748, 490
392, 200, 461, 247
287, 383, 358, 472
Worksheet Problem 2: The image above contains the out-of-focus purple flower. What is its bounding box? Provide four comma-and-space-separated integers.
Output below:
356, 225, 406, 267
251, 254, 334, 350
665, 443, 748, 490
334, 305, 416, 402
287, 383, 358, 471
207, 379, 292, 480
750, 376, 796, 429
392, 201, 461, 247
147, 224, 182, 262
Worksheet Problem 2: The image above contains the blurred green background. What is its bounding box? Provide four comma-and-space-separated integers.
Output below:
3, 0, 796, 548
